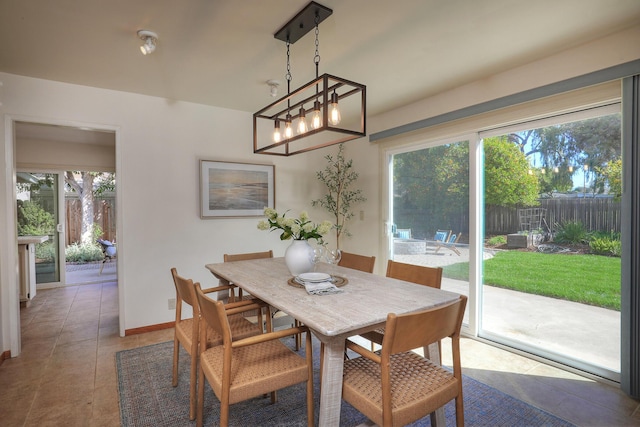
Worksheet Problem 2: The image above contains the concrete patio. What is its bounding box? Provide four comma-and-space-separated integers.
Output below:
394, 244, 620, 376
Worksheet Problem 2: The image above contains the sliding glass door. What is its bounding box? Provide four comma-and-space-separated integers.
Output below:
16, 171, 66, 287
479, 107, 621, 381
387, 138, 471, 324
385, 104, 621, 381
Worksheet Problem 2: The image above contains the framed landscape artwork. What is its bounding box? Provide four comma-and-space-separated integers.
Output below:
200, 160, 275, 218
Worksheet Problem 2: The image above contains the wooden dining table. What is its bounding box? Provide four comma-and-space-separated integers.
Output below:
205, 257, 460, 427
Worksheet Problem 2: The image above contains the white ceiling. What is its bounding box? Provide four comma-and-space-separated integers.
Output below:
1, 0, 639, 121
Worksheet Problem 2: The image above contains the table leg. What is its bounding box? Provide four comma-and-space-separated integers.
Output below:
424, 341, 446, 427
318, 336, 345, 427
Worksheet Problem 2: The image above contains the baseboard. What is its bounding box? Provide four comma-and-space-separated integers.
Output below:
125, 321, 174, 336
0, 350, 11, 366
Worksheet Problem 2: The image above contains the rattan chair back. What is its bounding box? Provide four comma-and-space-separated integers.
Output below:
338, 251, 376, 273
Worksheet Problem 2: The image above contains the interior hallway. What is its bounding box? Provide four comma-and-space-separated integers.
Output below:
0, 281, 638, 426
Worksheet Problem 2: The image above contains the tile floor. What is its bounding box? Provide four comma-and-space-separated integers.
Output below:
1, 281, 638, 426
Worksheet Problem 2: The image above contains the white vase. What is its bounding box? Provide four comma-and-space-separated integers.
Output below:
284, 239, 314, 276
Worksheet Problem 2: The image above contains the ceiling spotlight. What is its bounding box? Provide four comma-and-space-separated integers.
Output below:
137, 30, 158, 55
267, 80, 280, 97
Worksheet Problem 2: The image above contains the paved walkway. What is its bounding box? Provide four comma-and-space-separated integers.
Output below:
395, 245, 620, 375
65, 260, 117, 285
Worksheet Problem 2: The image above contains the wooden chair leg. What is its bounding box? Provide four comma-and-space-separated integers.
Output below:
455, 395, 465, 427
196, 363, 205, 427
172, 338, 179, 387
189, 350, 197, 420
295, 319, 302, 350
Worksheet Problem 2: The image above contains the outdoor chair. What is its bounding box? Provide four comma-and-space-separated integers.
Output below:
338, 251, 376, 273
396, 228, 412, 239
342, 295, 467, 427
435, 232, 462, 256
434, 229, 451, 243
96, 238, 116, 275
170, 268, 265, 420
194, 283, 314, 427
359, 260, 443, 351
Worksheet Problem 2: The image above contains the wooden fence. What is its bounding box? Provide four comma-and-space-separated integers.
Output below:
65, 196, 116, 245
485, 198, 621, 235
396, 197, 621, 240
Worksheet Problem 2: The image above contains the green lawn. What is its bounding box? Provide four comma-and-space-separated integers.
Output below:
442, 251, 621, 311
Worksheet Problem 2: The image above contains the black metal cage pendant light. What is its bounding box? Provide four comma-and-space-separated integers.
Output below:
253, 1, 366, 156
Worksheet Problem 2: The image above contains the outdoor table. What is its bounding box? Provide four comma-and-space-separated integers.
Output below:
206, 257, 460, 427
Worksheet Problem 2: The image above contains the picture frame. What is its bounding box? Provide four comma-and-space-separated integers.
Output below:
200, 160, 275, 218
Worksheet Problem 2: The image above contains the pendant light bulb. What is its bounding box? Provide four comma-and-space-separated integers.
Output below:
297, 106, 308, 134
312, 100, 322, 129
329, 91, 341, 125
273, 120, 282, 143
284, 114, 293, 138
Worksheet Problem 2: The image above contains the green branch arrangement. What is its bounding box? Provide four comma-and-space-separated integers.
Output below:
312, 144, 366, 249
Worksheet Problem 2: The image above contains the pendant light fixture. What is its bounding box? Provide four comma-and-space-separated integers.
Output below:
253, 1, 366, 156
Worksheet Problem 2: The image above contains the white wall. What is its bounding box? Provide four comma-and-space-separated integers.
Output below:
0, 73, 373, 354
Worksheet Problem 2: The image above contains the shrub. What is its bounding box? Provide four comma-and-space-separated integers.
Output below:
17, 200, 54, 236
590, 237, 621, 257
35, 241, 55, 262
487, 235, 507, 246
554, 221, 591, 244
65, 243, 104, 263
592, 230, 620, 240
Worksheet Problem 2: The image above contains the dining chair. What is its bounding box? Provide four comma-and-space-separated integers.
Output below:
342, 295, 467, 427
224, 249, 297, 333
170, 268, 265, 420
223, 250, 273, 302
338, 251, 376, 273
194, 283, 314, 427
359, 260, 443, 349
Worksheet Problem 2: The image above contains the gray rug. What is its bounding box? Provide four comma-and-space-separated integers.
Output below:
116, 337, 576, 426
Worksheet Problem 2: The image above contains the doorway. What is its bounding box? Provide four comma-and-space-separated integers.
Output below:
15, 122, 117, 289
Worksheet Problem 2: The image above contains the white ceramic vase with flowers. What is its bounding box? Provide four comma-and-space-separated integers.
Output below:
258, 208, 333, 276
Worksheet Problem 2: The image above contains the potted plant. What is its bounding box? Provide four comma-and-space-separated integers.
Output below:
312, 144, 366, 249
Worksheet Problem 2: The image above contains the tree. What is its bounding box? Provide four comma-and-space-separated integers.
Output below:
508, 114, 621, 195
393, 142, 469, 233
312, 144, 366, 249
17, 200, 54, 236
65, 172, 115, 245
596, 159, 622, 201
392, 139, 538, 237
483, 137, 540, 206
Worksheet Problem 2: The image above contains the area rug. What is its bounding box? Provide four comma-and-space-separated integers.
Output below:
117, 337, 575, 426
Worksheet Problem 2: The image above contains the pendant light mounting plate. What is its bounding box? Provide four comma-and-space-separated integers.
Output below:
274, 1, 333, 44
